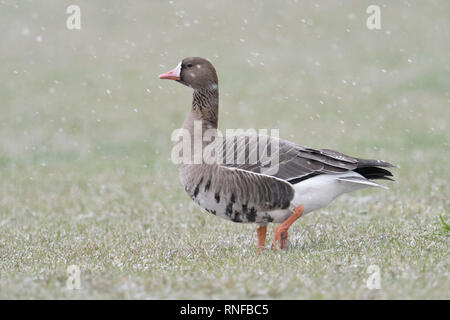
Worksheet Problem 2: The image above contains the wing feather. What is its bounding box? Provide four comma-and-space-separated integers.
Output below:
219, 134, 393, 182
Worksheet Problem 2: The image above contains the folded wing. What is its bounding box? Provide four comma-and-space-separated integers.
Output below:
218, 134, 394, 183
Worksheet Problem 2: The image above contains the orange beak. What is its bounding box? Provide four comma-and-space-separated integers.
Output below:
159, 62, 181, 80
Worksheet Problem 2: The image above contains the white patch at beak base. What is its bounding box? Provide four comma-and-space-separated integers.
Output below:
159, 61, 182, 80
173, 61, 182, 78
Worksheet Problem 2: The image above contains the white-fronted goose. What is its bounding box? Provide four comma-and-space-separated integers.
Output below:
159, 57, 394, 252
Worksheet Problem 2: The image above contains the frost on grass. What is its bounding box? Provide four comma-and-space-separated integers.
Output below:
0, 0, 449, 299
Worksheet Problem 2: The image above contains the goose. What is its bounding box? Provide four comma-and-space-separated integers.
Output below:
159, 57, 394, 252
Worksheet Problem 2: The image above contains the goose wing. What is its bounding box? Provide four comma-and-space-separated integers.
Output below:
219, 134, 394, 183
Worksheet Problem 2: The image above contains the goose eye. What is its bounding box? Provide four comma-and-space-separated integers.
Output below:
186, 63, 193, 68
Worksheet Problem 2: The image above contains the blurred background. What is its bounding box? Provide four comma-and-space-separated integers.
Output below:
0, 0, 449, 299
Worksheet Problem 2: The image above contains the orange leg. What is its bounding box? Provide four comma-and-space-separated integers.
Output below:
256, 225, 267, 254
274, 204, 304, 251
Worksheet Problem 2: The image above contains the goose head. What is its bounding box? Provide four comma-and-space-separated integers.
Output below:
159, 57, 218, 90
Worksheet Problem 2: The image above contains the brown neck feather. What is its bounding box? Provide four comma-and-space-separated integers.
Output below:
191, 86, 219, 129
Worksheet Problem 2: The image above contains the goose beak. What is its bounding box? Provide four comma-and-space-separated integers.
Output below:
159, 62, 181, 80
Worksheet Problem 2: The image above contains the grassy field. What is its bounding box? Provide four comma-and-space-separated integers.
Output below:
0, 1, 449, 299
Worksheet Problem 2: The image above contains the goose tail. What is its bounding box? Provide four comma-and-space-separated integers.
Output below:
337, 176, 389, 190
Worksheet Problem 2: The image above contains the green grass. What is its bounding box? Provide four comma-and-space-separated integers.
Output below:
0, 0, 449, 299
439, 216, 450, 234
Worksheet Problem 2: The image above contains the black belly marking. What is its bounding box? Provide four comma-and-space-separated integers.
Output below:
246, 207, 257, 222
232, 211, 242, 222
262, 213, 274, 223
225, 202, 233, 217
204, 179, 211, 192
193, 186, 199, 198
193, 177, 203, 198
215, 192, 220, 203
